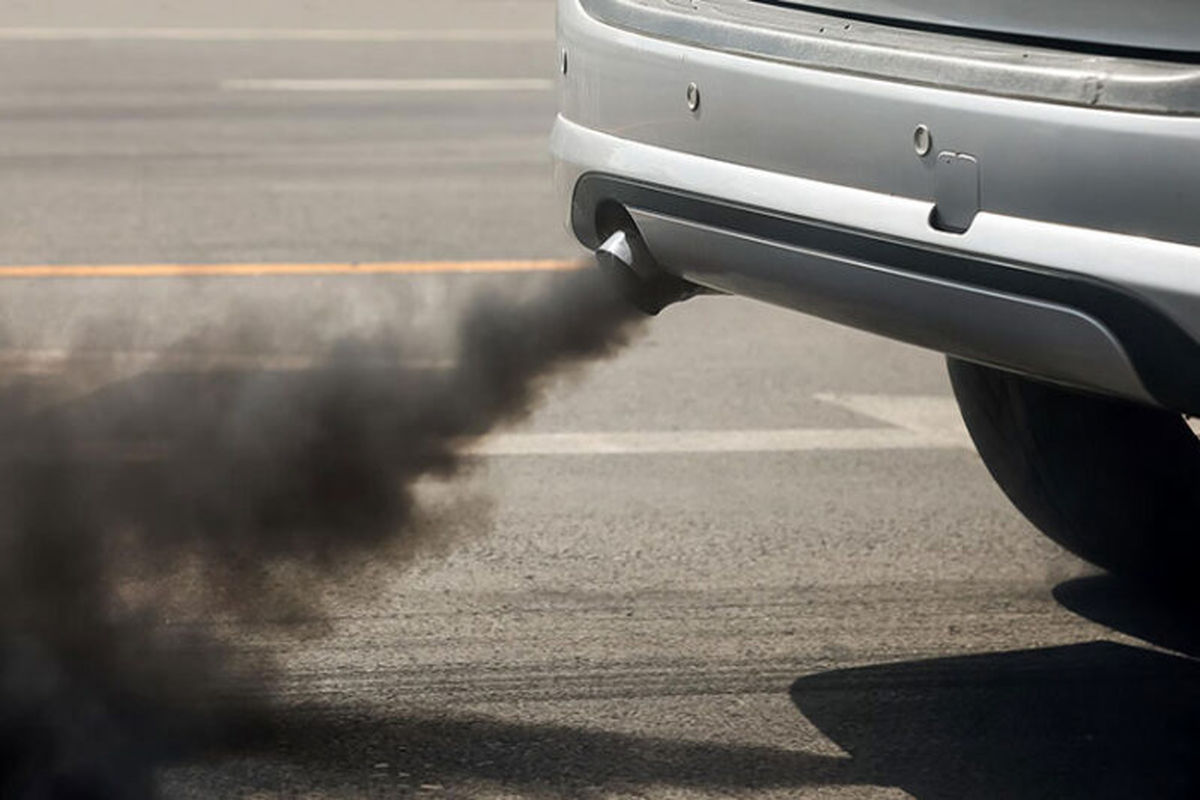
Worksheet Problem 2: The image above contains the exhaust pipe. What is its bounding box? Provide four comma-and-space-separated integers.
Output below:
595, 228, 706, 316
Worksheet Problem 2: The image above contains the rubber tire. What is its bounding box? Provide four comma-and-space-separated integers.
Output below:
947, 357, 1200, 586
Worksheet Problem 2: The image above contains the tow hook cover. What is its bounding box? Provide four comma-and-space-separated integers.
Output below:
930, 151, 980, 234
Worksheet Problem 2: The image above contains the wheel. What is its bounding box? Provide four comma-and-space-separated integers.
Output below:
947, 357, 1200, 586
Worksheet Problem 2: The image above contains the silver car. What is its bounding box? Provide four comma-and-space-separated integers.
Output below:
553, 0, 1200, 586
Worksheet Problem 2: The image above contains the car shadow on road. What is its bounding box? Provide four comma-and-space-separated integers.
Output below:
790, 578, 1200, 799
202, 706, 858, 798
1053, 573, 1200, 659
192, 575, 1200, 799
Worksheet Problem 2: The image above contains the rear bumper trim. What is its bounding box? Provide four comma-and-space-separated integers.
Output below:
567, 170, 1200, 413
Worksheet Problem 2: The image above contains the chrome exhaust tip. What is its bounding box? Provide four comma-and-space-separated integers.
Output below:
594, 229, 705, 316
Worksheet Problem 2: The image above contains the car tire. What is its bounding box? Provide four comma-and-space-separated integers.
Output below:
946, 356, 1200, 586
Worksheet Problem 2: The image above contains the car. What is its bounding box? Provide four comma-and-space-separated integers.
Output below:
552, 0, 1200, 586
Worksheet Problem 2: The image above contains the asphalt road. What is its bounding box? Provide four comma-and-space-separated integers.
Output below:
1, 2, 1198, 798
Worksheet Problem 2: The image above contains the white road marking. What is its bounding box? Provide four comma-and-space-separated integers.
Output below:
472, 395, 972, 456
0, 349, 451, 375
0, 353, 972, 458
221, 78, 555, 93
470, 426, 967, 456
0, 349, 452, 412
0, 349, 316, 375
814, 393, 972, 448
54, 413, 972, 462
0, 28, 553, 43
16, 430, 937, 462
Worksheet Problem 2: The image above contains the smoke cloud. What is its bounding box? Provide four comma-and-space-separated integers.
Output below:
0, 266, 644, 798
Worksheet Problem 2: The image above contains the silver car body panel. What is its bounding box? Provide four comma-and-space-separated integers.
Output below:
553, 0, 1200, 408
565, 0, 1200, 246
580, 0, 1200, 114
761, 0, 1200, 55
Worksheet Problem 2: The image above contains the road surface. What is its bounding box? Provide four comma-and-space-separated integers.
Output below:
0, 1, 1196, 798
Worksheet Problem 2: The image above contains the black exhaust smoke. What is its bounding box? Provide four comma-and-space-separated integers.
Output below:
0, 266, 645, 798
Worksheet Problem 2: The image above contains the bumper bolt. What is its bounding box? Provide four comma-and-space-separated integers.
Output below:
686, 82, 700, 112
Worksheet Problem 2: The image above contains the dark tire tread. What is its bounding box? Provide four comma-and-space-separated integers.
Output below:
947, 357, 1200, 584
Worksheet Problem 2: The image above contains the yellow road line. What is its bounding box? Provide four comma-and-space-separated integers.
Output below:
0, 259, 580, 279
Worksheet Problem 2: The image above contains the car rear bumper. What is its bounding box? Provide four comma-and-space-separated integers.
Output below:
553, 0, 1200, 412
580, 0, 1200, 113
